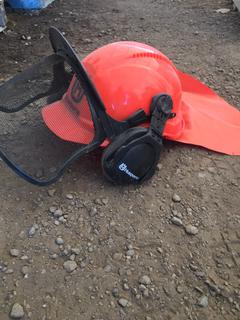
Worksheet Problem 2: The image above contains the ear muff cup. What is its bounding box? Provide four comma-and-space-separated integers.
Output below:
102, 127, 161, 184
102, 127, 148, 161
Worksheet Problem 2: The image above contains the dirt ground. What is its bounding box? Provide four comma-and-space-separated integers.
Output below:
0, 0, 240, 319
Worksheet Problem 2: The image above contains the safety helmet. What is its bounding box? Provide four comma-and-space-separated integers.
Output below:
42, 41, 184, 146
0, 27, 239, 186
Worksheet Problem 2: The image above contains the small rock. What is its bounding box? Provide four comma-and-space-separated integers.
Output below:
58, 216, 66, 222
139, 275, 151, 285
171, 216, 183, 226
48, 189, 56, 197
185, 225, 199, 235
112, 287, 119, 297
189, 264, 198, 271
21, 266, 29, 276
126, 249, 135, 257
28, 225, 37, 237
70, 254, 75, 261
63, 260, 77, 273
172, 194, 181, 202
10, 249, 20, 257
89, 207, 98, 217
102, 198, 109, 205
139, 284, 147, 292
123, 283, 130, 291
10, 303, 24, 318
113, 253, 123, 261
118, 298, 130, 308
55, 237, 64, 245
198, 295, 208, 308
66, 194, 74, 200
208, 167, 215, 173
53, 209, 63, 218
104, 265, 112, 273
176, 285, 184, 293
143, 288, 149, 297
71, 248, 80, 255
216, 8, 230, 14
5, 269, 14, 274
157, 247, 163, 254
49, 207, 57, 214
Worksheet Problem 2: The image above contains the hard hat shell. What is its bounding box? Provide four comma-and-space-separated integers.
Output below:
83, 41, 185, 139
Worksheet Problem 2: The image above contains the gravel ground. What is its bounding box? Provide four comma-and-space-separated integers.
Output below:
0, 0, 240, 319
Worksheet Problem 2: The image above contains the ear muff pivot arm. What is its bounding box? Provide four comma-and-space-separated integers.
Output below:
149, 94, 174, 143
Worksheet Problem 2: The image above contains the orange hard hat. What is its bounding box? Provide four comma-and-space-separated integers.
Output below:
42, 40, 240, 155
42, 41, 185, 145
1, 27, 239, 186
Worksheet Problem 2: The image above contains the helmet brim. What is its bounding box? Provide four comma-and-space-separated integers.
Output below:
42, 98, 95, 145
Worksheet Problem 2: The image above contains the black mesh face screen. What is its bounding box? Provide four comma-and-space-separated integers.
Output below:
0, 54, 100, 184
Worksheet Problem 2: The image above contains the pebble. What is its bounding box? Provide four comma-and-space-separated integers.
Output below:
113, 253, 123, 261
139, 284, 147, 292
89, 207, 98, 217
123, 283, 130, 291
104, 265, 112, 273
118, 298, 130, 308
48, 189, 56, 197
21, 266, 29, 276
139, 275, 151, 285
198, 295, 208, 308
63, 260, 77, 273
216, 8, 231, 14
5, 269, 14, 274
10, 249, 20, 257
172, 194, 181, 202
53, 209, 63, 218
102, 198, 109, 205
49, 207, 57, 214
176, 285, 184, 293
112, 287, 119, 297
126, 249, 135, 257
59, 216, 66, 223
66, 194, 74, 200
171, 216, 183, 226
71, 248, 80, 255
55, 237, 64, 245
143, 288, 149, 297
28, 224, 38, 237
10, 303, 24, 318
185, 225, 199, 235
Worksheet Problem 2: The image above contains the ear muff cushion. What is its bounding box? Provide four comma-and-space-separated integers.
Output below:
102, 127, 148, 164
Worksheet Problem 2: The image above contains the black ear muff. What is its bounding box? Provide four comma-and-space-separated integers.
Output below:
102, 126, 161, 184
102, 94, 173, 185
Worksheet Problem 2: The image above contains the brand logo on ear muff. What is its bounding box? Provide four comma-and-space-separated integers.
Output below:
118, 163, 139, 180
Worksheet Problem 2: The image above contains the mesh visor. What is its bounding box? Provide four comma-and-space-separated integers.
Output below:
0, 54, 101, 184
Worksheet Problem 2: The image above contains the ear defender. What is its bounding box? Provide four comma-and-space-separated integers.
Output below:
101, 94, 173, 184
